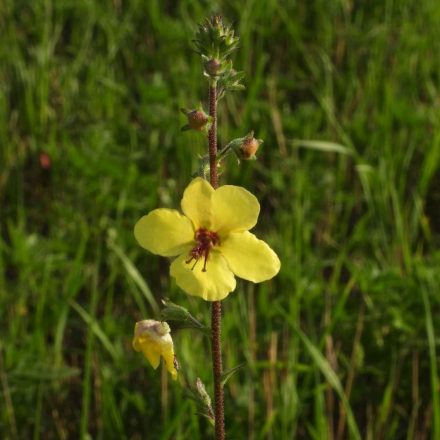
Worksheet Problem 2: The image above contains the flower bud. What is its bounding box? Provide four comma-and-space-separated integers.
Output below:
196, 377, 212, 409
180, 107, 212, 133
194, 16, 239, 61
161, 299, 208, 333
132, 319, 178, 379
233, 132, 263, 160
195, 378, 214, 424
204, 58, 221, 76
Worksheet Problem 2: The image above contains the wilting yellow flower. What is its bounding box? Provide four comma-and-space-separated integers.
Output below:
132, 320, 177, 380
134, 177, 281, 301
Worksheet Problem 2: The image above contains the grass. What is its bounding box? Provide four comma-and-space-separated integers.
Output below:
1, 0, 440, 438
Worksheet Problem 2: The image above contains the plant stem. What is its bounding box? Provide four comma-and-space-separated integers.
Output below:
208, 83, 225, 440
208, 85, 218, 189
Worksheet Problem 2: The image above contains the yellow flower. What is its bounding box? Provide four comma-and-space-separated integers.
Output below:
134, 177, 281, 301
132, 320, 177, 380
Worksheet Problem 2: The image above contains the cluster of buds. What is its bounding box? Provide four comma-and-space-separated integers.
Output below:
180, 18, 264, 173
194, 15, 239, 62
193, 15, 244, 92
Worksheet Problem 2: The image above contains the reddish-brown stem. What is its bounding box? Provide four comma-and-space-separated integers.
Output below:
208, 83, 225, 440
208, 86, 218, 188
211, 301, 224, 439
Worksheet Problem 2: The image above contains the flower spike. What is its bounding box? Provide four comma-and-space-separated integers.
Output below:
192, 16, 244, 94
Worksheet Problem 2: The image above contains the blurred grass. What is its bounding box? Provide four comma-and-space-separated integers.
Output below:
1, 0, 440, 438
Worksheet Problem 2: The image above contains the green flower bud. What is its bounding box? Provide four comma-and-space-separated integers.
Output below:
194, 16, 239, 61
195, 377, 214, 424
196, 377, 212, 409
161, 299, 209, 334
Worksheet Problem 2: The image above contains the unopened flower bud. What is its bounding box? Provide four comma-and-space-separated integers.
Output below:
237, 132, 263, 160
205, 58, 221, 76
180, 107, 212, 133
196, 377, 212, 408
186, 110, 208, 130
161, 299, 208, 333
194, 16, 239, 62
195, 378, 214, 423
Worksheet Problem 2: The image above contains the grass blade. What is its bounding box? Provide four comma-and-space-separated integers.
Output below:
278, 306, 361, 440
291, 140, 353, 156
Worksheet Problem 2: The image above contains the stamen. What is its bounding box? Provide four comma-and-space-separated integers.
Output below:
186, 228, 219, 272
202, 253, 209, 272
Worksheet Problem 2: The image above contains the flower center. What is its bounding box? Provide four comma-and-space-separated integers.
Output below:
186, 228, 220, 272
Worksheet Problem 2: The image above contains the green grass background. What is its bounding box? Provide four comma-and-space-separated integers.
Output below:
1, 0, 440, 438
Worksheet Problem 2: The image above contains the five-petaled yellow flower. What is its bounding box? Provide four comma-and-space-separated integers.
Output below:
132, 320, 177, 380
134, 177, 280, 301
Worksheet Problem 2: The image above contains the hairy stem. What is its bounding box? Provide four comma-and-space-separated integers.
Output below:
208, 83, 225, 440
208, 85, 218, 189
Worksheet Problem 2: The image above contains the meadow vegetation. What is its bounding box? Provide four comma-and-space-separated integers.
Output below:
1, 0, 440, 438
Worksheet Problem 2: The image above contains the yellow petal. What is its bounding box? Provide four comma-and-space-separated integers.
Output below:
170, 252, 236, 301
161, 340, 178, 380
132, 335, 142, 352
211, 185, 260, 234
134, 208, 194, 257
181, 177, 214, 229
220, 231, 280, 282
142, 346, 161, 369
134, 336, 161, 369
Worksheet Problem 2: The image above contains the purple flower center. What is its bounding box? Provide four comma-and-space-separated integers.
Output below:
186, 228, 220, 272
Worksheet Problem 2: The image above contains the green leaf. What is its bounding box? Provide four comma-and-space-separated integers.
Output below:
220, 363, 245, 387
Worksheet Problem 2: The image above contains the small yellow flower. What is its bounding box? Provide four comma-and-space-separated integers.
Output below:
134, 178, 280, 301
132, 320, 177, 380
